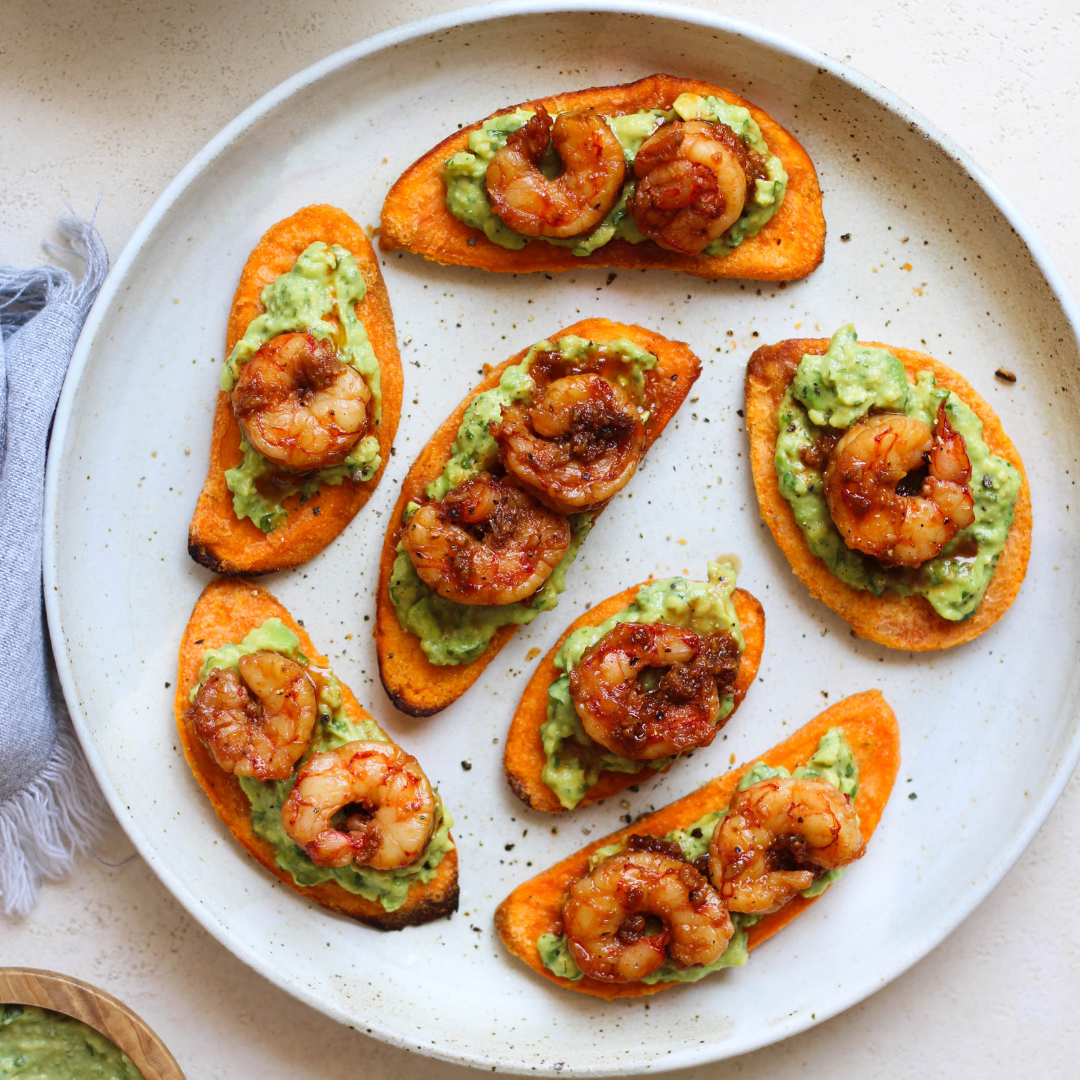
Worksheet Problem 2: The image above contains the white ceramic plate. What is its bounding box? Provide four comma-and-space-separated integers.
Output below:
44, 2, 1080, 1074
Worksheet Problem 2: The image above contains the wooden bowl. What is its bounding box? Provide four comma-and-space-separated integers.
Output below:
0, 968, 185, 1079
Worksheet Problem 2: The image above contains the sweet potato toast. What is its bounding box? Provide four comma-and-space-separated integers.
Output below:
188, 205, 403, 575
375, 318, 701, 716
745, 339, 1031, 650
495, 690, 899, 999
504, 583, 766, 813
380, 74, 824, 281
175, 576, 458, 930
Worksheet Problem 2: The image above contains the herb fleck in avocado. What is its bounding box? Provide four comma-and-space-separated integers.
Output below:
0, 1004, 144, 1080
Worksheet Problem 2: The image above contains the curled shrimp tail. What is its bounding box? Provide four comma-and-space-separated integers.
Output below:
190, 651, 317, 781
231, 332, 371, 471
824, 408, 976, 567
924, 401, 975, 531
402, 473, 571, 606
929, 401, 972, 485
281, 741, 437, 871
486, 106, 626, 238
708, 776, 865, 914
631, 121, 764, 255
563, 849, 733, 982
509, 104, 554, 160
570, 623, 740, 760
492, 373, 645, 514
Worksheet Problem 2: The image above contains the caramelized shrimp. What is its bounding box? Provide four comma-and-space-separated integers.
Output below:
486, 106, 626, 238
824, 402, 975, 567
708, 776, 865, 914
231, 332, 371, 470
563, 842, 733, 982
401, 472, 571, 605
491, 373, 644, 514
190, 651, 317, 781
631, 121, 767, 254
569, 623, 741, 760
281, 741, 436, 870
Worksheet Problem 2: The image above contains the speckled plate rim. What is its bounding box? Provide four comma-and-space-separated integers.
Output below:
42, 1, 1080, 1073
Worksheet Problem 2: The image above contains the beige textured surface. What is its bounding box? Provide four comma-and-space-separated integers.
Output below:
4, 1, 1079, 1076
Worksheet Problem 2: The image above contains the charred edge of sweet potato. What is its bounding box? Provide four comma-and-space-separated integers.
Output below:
503, 587, 766, 814
174, 576, 459, 929
493, 690, 900, 999
745, 339, 1032, 651
375, 318, 702, 717
379, 73, 825, 282
187, 205, 404, 576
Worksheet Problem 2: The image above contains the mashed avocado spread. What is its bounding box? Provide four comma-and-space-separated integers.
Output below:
541, 561, 745, 810
775, 325, 1022, 621
0, 1004, 143, 1080
220, 242, 382, 534
538, 728, 858, 984
388, 336, 657, 666
195, 620, 453, 911
443, 93, 787, 257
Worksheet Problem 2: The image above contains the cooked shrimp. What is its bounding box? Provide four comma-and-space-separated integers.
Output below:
486, 105, 626, 238
563, 841, 733, 982
491, 373, 645, 514
631, 121, 766, 255
190, 651, 317, 781
569, 623, 740, 760
231, 331, 371, 471
708, 776, 865, 914
824, 402, 975, 568
281, 741, 436, 870
401, 472, 571, 605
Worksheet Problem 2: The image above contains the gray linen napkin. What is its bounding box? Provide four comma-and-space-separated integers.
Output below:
0, 214, 110, 916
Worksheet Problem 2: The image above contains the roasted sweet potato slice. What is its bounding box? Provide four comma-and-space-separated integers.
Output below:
375, 318, 701, 716
175, 577, 458, 930
188, 205, 403, 575
495, 690, 899, 998
745, 338, 1031, 649
380, 74, 824, 281
504, 582, 765, 812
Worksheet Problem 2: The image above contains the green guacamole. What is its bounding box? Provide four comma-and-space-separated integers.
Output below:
191, 617, 309, 694
388, 336, 656, 667
541, 561, 745, 810
443, 92, 787, 258
220, 242, 382, 534
775, 324, 1022, 621
0, 1005, 143, 1080
538, 728, 858, 984
196, 620, 453, 912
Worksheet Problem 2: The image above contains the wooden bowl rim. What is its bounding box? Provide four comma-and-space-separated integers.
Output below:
0, 967, 186, 1079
